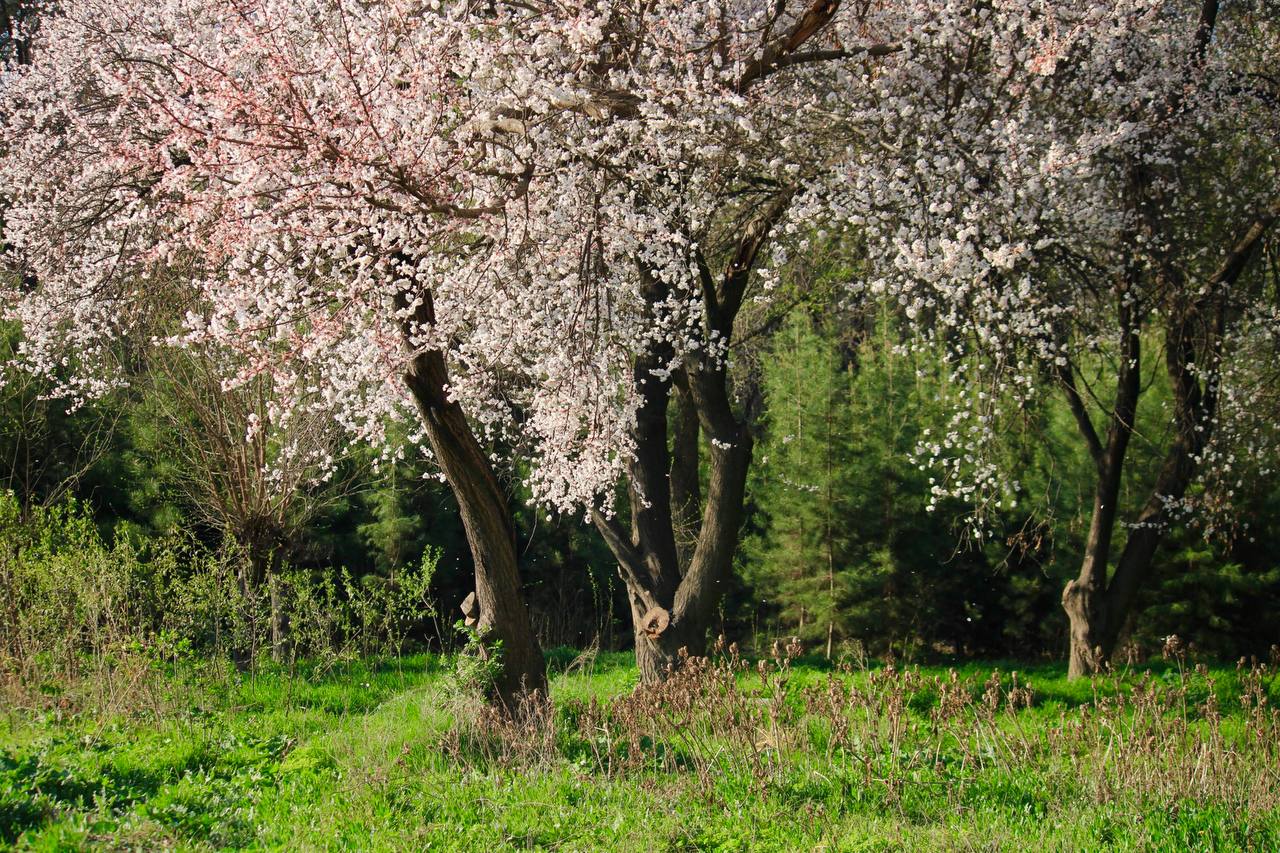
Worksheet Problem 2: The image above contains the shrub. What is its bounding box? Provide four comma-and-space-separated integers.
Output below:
0, 492, 438, 709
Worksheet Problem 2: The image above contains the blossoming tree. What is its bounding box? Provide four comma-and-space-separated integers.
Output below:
0, 0, 592, 702
0, 0, 906, 695
546, 2, 900, 679
836, 0, 1279, 675
8, 0, 1270, 696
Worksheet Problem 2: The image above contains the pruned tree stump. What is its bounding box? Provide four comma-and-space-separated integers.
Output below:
460, 591, 479, 628
640, 606, 670, 638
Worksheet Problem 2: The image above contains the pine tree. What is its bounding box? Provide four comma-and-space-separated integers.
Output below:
746, 312, 855, 656
746, 307, 1005, 658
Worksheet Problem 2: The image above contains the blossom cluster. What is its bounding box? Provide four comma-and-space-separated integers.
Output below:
1, 0, 1274, 523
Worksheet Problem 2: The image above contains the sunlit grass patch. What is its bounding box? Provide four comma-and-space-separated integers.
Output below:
3, 651, 1278, 850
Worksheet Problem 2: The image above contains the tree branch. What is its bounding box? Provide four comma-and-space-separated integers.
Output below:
714, 189, 796, 334
1206, 199, 1280, 293
735, 0, 901, 93
1054, 358, 1105, 475
741, 43, 902, 89
590, 508, 661, 612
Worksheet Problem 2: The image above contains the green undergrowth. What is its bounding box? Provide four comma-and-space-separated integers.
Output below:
2, 653, 1278, 851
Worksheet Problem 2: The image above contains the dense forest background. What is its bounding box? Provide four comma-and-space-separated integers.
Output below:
6, 287, 1277, 667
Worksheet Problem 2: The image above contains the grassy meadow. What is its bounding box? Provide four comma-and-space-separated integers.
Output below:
2, 648, 1279, 851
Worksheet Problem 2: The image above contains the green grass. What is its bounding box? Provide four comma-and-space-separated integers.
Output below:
3, 653, 1278, 851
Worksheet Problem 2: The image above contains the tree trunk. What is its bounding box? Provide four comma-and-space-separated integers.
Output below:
593, 193, 788, 682
1059, 230, 1263, 677
629, 591, 702, 681
675, 429, 753, 648
669, 382, 702, 569
1062, 576, 1108, 679
1061, 148, 1279, 678
1065, 432, 1202, 676
589, 263, 757, 683
1063, 448, 1127, 678
614, 450, 749, 683
239, 524, 289, 666
402, 299, 546, 708
1058, 269, 1140, 679
594, 371, 754, 683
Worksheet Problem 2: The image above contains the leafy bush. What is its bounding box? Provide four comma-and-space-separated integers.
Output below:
0, 492, 438, 708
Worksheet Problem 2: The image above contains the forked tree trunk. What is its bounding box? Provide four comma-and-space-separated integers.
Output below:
401, 295, 546, 707
1059, 288, 1185, 678
581, 1, 858, 680
1059, 199, 1275, 678
604, 425, 754, 681
589, 5, 854, 681
594, 195, 785, 682
1064, 434, 1201, 677
1061, 362, 1132, 679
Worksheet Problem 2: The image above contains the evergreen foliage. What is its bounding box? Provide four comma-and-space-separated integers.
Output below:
742, 304, 1280, 662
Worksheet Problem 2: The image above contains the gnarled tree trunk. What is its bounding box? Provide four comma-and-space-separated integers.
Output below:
603, 422, 754, 681
594, 193, 787, 682
401, 292, 546, 707
588, 0, 854, 681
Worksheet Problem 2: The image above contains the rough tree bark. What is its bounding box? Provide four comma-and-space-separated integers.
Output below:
593, 193, 789, 681
589, 0, 866, 680
399, 291, 547, 707
595, 425, 754, 681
